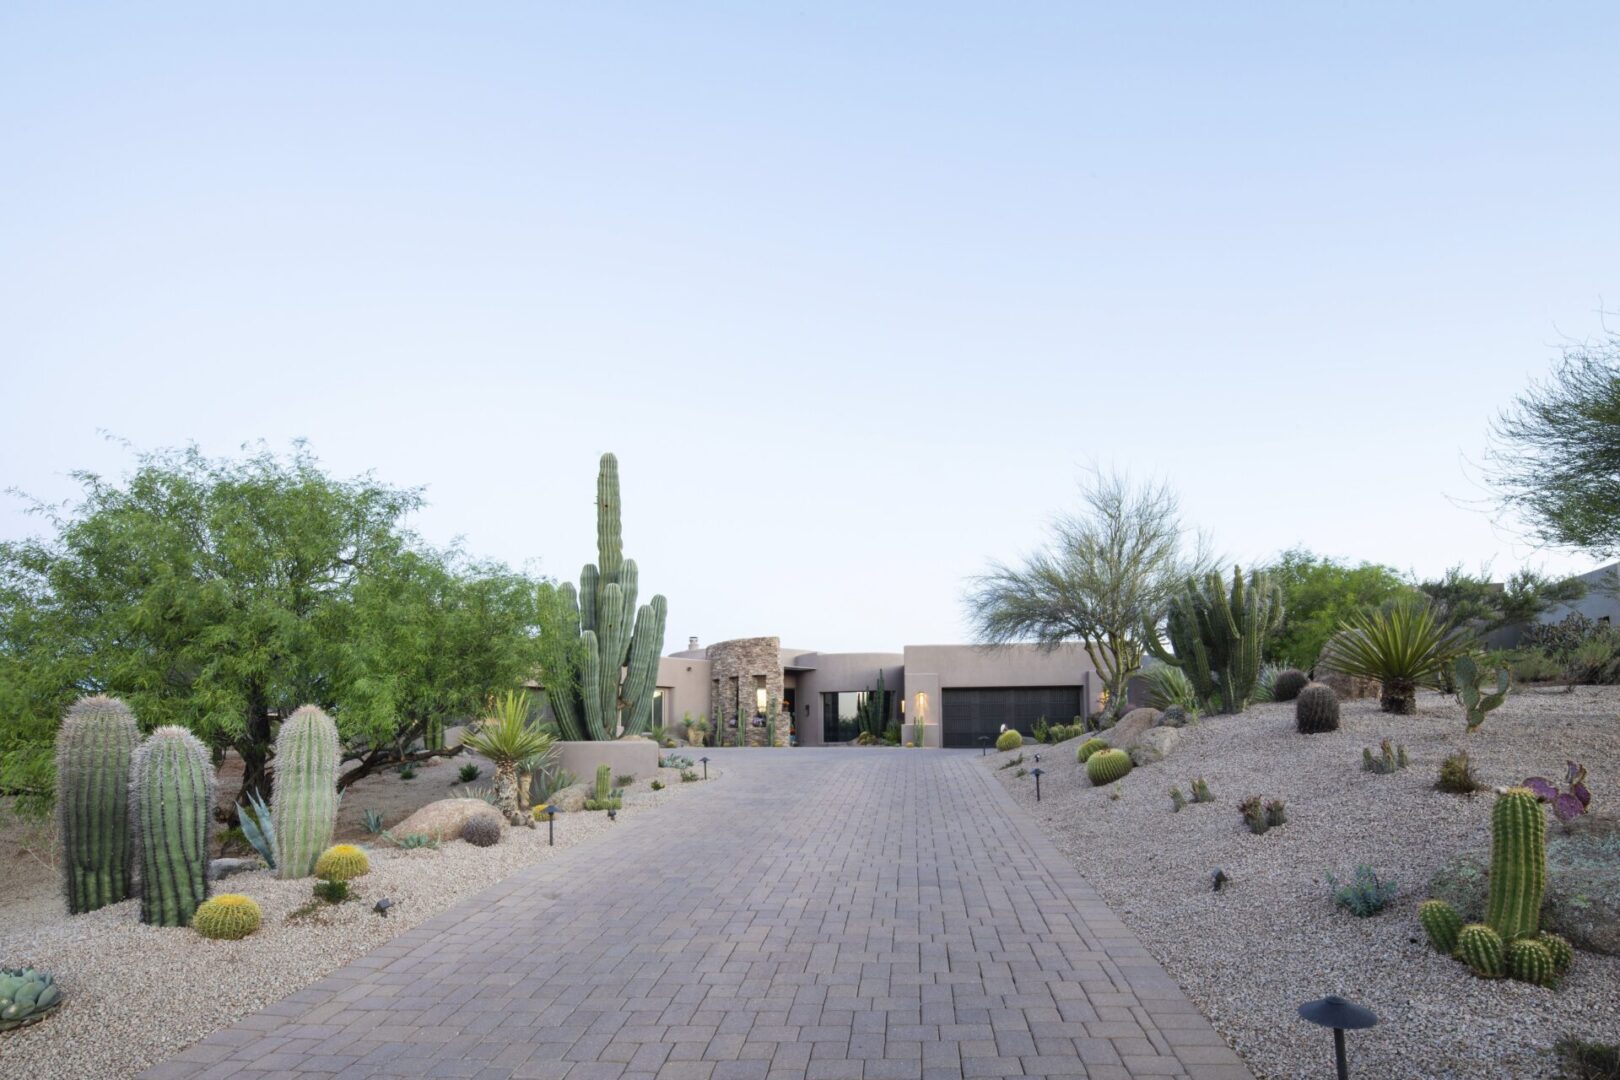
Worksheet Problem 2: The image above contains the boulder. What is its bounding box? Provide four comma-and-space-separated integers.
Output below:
1105, 708, 1162, 749
208, 857, 263, 881
393, 798, 505, 843
1427, 814, 1620, 956
1128, 726, 1182, 766
545, 783, 589, 814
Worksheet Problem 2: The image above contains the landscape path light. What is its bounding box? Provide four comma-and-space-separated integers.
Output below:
1297, 994, 1377, 1080
1031, 767, 1044, 802
541, 804, 558, 846
978, 736, 989, 756
700, 756, 709, 779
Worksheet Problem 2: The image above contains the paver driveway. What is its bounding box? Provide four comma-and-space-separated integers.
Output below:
141, 749, 1250, 1080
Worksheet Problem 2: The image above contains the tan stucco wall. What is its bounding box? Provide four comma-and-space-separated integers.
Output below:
788, 651, 904, 746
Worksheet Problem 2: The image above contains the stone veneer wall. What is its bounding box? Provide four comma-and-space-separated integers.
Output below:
707, 637, 787, 747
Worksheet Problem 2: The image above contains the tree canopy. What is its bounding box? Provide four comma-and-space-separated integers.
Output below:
0, 443, 547, 816
1263, 549, 1413, 670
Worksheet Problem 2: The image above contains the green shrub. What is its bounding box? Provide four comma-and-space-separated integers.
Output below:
458, 763, 481, 783
1554, 1037, 1620, 1080
650, 779, 664, 791
680, 769, 698, 782
997, 753, 1025, 770
995, 730, 1023, 752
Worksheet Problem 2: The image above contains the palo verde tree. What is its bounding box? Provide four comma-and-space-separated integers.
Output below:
1487, 330, 1620, 553
965, 470, 1212, 716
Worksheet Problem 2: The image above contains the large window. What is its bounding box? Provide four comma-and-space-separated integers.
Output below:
821, 690, 892, 743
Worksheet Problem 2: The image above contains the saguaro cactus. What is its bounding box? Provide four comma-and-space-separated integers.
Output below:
547, 454, 669, 740
1144, 567, 1282, 715
56, 695, 141, 914
1485, 787, 1547, 941
271, 705, 340, 878
131, 726, 214, 927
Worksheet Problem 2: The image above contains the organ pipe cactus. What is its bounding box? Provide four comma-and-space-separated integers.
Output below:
548, 454, 669, 740
1143, 567, 1283, 715
1418, 899, 1462, 955
1485, 787, 1547, 941
1085, 748, 1132, 786
583, 763, 622, 811
131, 726, 214, 927
55, 695, 140, 914
1456, 923, 1504, 978
271, 705, 340, 879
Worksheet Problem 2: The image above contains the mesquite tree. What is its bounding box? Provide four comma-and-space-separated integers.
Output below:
545, 453, 668, 740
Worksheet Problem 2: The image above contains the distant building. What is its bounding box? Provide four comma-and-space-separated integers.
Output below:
1493, 562, 1618, 646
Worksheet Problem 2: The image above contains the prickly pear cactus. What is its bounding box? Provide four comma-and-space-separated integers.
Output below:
0, 967, 63, 1030
1485, 788, 1546, 941
55, 695, 141, 914
1418, 899, 1463, 955
131, 726, 215, 928
271, 705, 340, 879
1455, 923, 1504, 978
1085, 748, 1132, 786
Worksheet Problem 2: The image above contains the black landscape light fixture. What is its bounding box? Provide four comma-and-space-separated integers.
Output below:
542, 804, 558, 846
700, 756, 709, 779
373, 897, 393, 918
1031, 767, 1045, 801
1033, 753, 1040, 763
1298, 995, 1378, 1080
607, 807, 617, 822
978, 736, 989, 756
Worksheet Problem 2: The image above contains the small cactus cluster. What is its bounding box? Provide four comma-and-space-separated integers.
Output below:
1075, 738, 1108, 763
583, 764, 623, 811
1170, 786, 1187, 812
1362, 740, 1408, 774
0, 967, 63, 1030
461, 815, 502, 847
193, 894, 263, 940
1272, 668, 1309, 702
1085, 748, 1132, 786
1419, 788, 1572, 987
995, 729, 1023, 752
1295, 682, 1340, 734
1239, 796, 1286, 835
1190, 777, 1214, 803
271, 705, 340, 879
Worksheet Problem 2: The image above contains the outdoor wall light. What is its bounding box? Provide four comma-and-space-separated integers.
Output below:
1297, 995, 1377, 1080
1031, 767, 1044, 801
700, 756, 709, 779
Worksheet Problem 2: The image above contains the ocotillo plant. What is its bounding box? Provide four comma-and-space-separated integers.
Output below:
131, 726, 214, 927
1143, 567, 1282, 715
56, 695, 141, 914
271, 705, 340, 878
547, 453, 669, 740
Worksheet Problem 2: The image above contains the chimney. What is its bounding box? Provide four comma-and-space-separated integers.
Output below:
688, 636, 700, 651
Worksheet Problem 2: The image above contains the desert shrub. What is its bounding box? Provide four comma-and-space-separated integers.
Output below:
854, 731, 881, 746
1437, 751, 1484, 794
680, 769, 698, 782
1508, 647, 1566, 683
1517, 612, 1620, 686
457, 764, 481, 783
613, 774, 634, 789
460, 815, 502, 848
1327, 865, 1398, 916
192, 894, 263, 940
1014, 767, 1027, 778
1555, 1037, 1620, 1080
1033, 717, 1050, 743
397, 763, 418, 780
650, 779, 664, 791
998, 753, 1025, 770
996, 730, 1023, 752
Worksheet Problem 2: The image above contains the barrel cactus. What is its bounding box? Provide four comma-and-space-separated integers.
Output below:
1505, 938, 1556, 987
1418, 899, 1462, 955
131, 726, 215, 927
1076, 738, 1108, 763
55, 695, 140, 915
996, 729, 1022, 752
314, 843, 369, 882
271, 705, 340, 879
0, 967, 63, 1030
1455, 923, 1504, 978
1538, 932, 1574, 976
193, 894, 263, 940
461, 815, 502, 848
1485, 788, 1546, 941
1085, 748, 1133, 786
1294, 682, 1340, 734
1273, 668, 1308, 702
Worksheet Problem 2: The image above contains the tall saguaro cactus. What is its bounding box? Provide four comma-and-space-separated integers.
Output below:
1143, 567, 1282, 715
271, 705, 340, 878
56, 695, 141, 914
548, 454, 669, 741
131, 726, 215, 927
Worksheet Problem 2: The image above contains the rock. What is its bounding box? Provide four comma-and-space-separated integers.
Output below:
546, 784, 589, 813
617, 734, 655, 742
1157, 705, 1192, 728
1105, 708, 1162, 749
1128, 726, 1182, 766
1427, 814, 1620, 956
208, 858, 263, 881
392, 798, 505, 843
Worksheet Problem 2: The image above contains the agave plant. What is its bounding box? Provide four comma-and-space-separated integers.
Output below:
1142, 665, 1198, 711
238, 789, 277, 870
1321, 600, 1474, 714
460, 690, 557, 823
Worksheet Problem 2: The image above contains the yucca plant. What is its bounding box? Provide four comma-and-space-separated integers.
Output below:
1142, 665, 1198, 711
460, 690, 557, 823
1321, 600, 1474, 714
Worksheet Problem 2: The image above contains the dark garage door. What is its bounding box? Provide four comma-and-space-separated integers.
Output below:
941, 686, 1084, 748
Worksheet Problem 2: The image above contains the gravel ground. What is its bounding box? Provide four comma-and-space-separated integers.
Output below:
0, 765, 719, 1079
988, 687, 1620, 1080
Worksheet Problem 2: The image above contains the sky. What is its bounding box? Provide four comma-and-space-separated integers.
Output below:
3, 3, 1618, 652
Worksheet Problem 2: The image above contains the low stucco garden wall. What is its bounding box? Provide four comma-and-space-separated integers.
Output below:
556, 739, 660, 783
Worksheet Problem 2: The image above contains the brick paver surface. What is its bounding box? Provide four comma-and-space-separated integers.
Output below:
140, 749, 1250, 1080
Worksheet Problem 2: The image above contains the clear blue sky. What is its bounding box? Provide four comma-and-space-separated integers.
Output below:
3, 3, 1617, 651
